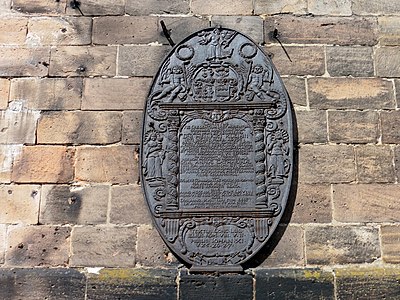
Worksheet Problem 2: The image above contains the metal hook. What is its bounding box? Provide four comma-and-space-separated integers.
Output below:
273, 29, 292, 62
160, 20, 175, 47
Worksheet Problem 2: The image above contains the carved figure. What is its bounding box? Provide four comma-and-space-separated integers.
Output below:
199, 28, 235, 60
246, 65, 271, 101
153, 66, 187, 102
267, 130, 290, 180
143, 132, 164, 179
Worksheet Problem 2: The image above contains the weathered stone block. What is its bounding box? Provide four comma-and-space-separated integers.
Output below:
49, 46, 117, 76
126, 0, 189, 15
255, 269, 335, 300
27, 17, 91, 46
328, 110, 379, 143
6, 226, 71, 267
75, 146, 137, 184
305, 226, 380, 264
326, 46, 374, 77
67, 0, 125, 16
308, 78, 395, 109
0, 224, 5, 263
378, 17, 400, 46
353, 0, 400, 15
37, 111, 122, 144
9, 78, 82, 110
333, 184, 400, 223
376, 47, 400, 77
308, 0, 351, 16
71, 226, 136, 267
0, 17, 27, 44
122, 111, 142, 144
0, 0, 11, 14
211, 16, 263, 44
136, 225, 177, 267
12, 146, 75, 183
258, 225, 305, 267
12, 0, 66, 14
0, 47, 49, 76
191, 0, 252, 15
180, 271, 253, 300
381, 111, 400, 143
87, 268, 177, 300
335, 268, 400, 300
0, 78, 9, 109
82, 78, 150, 110
395, 146, 400, 182
254, 0, 307, 14
0, 185, 40, 224
381, 225, 400, 263
291, 184, 332, 223
40, 185, 109, 225
296, 110, 327, 143
0, 145, 22, 183
299, 145, 355, 183
265, 16, 378, 46
118, 45, 169, 77
110, 184, 151, 225
92, 16, 158, 45
265, 46, 325, 76
282, 76, 306, 106
0, 268, 86, 300
355, 145, 395, 183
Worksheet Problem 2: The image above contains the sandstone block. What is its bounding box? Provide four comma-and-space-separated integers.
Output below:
0, 47, 49, 76
118, 45, 169, 77
9, 78, 82, 110
265, 46, 325, 76
0, 224, 5, 264
70, 226, 137, 267
308, 0, 351, 16
376, 47, 400, 77
136, 225, 178, 267
290, 184, 332, 223
282, 77, 306, 106
49, 46, 117, 77
12, 0, 66, 14
122, 111, 142, 145
326, 46, 374, 77
0, 78, 9, 109
265, 16, 378, 46
381, 225, 400, 263
27, 17, 92, 46
254, 0, 306, 14
6, 225, 71, 267
110, 184, 151, 225
211, 16, 263, 44
333, 184, 400, 223
305, 226, 380, 264
395, 146, 400, 182
0, 185, 40, 224
40, 185, 109, 225
93, 16, 158, 45
0, 145, 22, 183
126, 0, 189, 15
191, 0, 252, 15
158, 17, 209, 45
87, 269, 177, 300
378, 17, 400, 46
67, 0, 125, 16
82, 78, 150, 110
296, 110, 327, 143
259, 225, 305, 267
299, 145, 355, 183
12, 146, 74, 183
0, 17, 27, 44
308, 78, 395, 109
353, 0, 400, 15
355, 145, 395, 183
381, 111, 400, 143
75, 146, 137, 184
37, 111, 122, 144
328, 110, 379, 143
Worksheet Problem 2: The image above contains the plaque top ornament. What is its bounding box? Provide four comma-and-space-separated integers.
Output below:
140, 27, 294, 272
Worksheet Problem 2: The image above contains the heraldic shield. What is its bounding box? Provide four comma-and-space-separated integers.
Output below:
140, 27, 294, 272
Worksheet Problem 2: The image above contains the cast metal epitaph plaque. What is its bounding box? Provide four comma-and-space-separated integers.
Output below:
140, 27, 293, 272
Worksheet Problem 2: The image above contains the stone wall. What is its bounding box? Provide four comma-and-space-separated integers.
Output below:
0, 0, 400, 299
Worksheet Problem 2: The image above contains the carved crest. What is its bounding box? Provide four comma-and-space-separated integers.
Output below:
140, 27, 294, 272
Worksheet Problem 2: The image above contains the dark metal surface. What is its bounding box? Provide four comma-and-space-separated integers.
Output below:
140, 27, 293, 272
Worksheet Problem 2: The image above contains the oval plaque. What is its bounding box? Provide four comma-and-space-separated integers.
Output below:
140, 27, 293, 272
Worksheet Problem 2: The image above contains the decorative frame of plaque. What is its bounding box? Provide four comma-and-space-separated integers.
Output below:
140, 27, 293, 272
